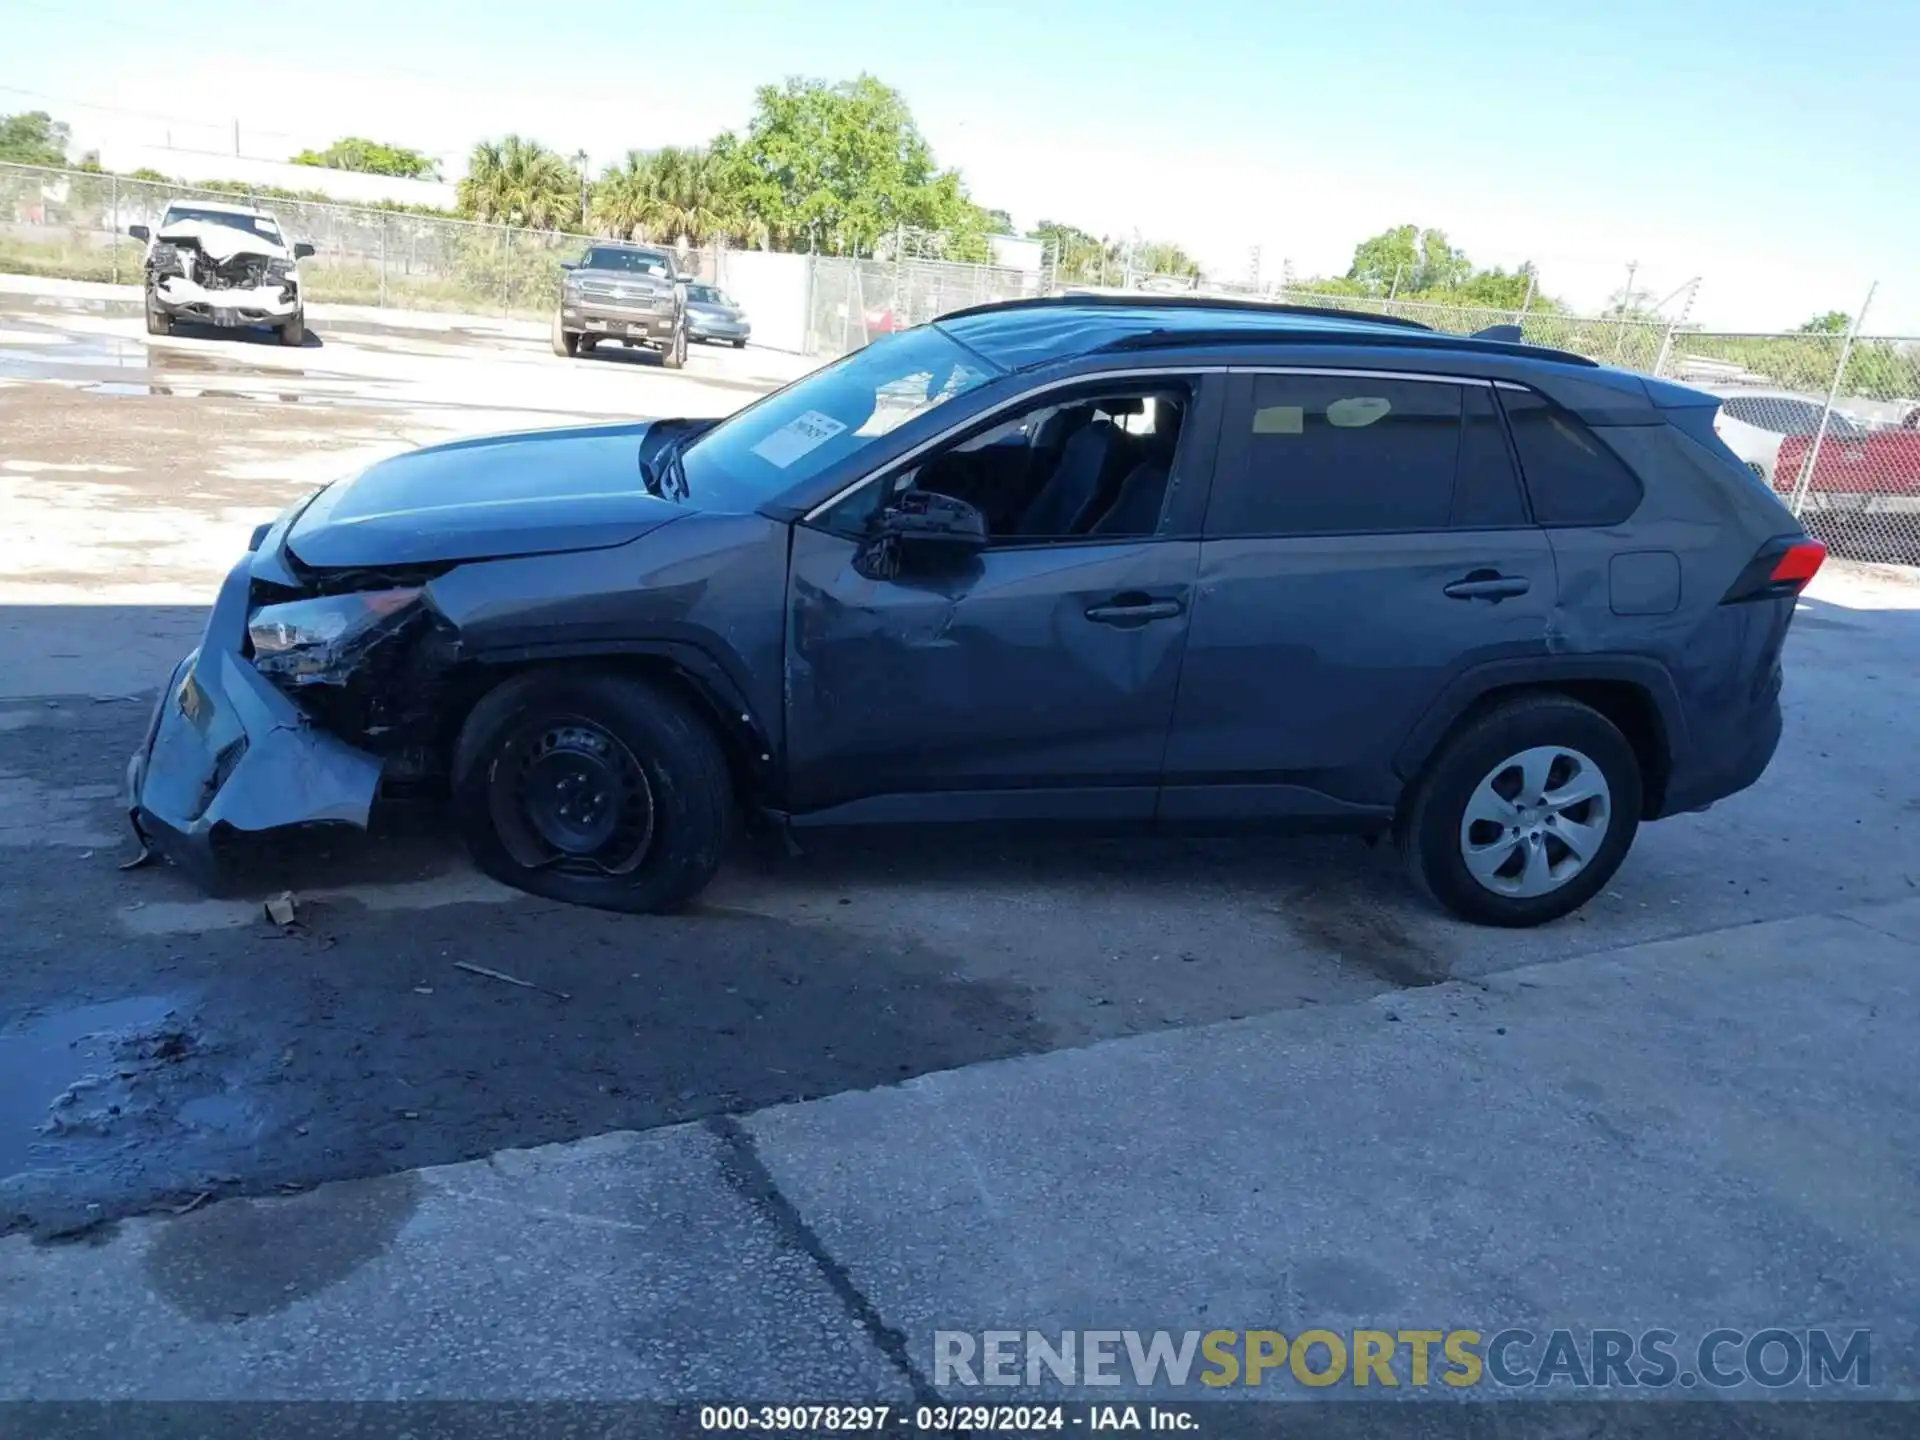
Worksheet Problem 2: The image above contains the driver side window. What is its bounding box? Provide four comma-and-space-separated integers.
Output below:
831, 383, 1193, 545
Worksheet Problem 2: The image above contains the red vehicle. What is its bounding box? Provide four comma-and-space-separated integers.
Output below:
1774, 428, 1920, 501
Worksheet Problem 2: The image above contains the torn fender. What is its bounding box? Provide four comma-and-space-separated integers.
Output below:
126, 558, 384, 885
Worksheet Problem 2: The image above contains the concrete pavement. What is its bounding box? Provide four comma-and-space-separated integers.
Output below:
6, 898, 1916, 1405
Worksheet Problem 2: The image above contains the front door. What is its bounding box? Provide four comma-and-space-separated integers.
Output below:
1160, 370, 1556, 821
783, 375, 1220, 824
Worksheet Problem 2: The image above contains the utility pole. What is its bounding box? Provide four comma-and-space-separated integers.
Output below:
233, 119, 240, 157
1612, 259, 1640, 362
1519, 266, 1536, 319
573, 150, 589, 231
1387, 263, 1402, 301
1650, 278, 1702, 378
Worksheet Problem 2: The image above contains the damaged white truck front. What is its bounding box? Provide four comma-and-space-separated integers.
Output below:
129, 201, 314, 345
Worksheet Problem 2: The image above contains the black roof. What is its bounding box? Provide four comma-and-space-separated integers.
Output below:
936, 295, 1597, 372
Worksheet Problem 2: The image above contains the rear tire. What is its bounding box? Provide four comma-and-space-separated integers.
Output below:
1397, 693, 1642, 928
144, 294, 171, 336
278, 311, 305, 347
732, 338, 747, 349
550, 312, 578, 358
579, 335, 599, 354
663, 323, 687, 369
452, 668, 733, 914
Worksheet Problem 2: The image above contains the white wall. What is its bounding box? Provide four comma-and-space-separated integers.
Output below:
717, 249, 813, 354
95, 144, 461, 210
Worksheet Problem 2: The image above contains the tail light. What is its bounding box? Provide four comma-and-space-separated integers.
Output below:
1722, 536, 1827, 603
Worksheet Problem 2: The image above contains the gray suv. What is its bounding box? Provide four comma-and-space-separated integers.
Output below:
126, 298, 1823, 928
553, 242, 688, 368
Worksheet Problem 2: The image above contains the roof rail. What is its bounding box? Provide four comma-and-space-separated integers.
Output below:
1097, 326, 1599, 368
936, 293, 1435, 332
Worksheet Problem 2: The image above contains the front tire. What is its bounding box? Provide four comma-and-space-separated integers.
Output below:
278, 310, 305, 347
451, 669, 733, 914
144, 292, 171, 336
1397, 694, 1641, 928
732, 338, 747, 349
550, 312, 578, 358
662, 323, 687, 369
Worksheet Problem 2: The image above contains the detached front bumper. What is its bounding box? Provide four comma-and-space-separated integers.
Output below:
126, 557, 384, 885
154, 275, 300, 325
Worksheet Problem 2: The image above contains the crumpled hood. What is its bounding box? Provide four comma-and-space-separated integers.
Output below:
155, 218, 290, 263
287, 420, 687, 568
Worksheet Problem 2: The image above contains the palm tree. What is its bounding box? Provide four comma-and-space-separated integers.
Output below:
590, 149, 659, 240
458, 136, 580, 230
591, 145, 756, 247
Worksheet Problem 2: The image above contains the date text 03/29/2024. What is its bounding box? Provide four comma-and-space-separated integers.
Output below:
698, 1404, 1196, 1432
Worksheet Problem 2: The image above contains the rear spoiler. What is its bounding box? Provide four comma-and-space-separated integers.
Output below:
1472, 324, 1525, 343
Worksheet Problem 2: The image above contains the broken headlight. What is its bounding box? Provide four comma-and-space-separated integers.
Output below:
248, 588, 420, 685
267, 257, 297, 282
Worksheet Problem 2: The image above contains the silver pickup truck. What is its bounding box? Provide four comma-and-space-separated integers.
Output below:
552, 241, 688, 368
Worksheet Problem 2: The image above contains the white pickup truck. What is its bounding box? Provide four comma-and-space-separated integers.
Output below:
129, 200, 315, 345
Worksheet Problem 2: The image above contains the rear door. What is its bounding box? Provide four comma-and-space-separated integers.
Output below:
1159, 369, 1555, 820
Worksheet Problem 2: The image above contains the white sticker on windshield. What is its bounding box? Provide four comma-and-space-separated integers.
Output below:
751, 410, 849, 468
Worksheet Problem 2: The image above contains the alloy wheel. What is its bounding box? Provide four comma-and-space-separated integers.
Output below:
1458, 745, 1612, 898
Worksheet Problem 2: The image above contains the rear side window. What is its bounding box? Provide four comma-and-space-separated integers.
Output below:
1452, 386, 1529, 528
1498, 388, 1643, 527
1723, 394, 1824, 436
1210, 374, 1462, 536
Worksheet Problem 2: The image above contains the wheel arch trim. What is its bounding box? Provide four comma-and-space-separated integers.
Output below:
1395, 655, 1688, 810
454, 639, 779, 801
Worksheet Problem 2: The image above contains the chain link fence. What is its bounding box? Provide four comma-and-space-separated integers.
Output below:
803, 254, 1048, 356
0, 161, 650, 318
3, 161, 1914, 562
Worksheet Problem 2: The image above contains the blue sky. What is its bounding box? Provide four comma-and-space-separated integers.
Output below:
6, 0, 1916, 329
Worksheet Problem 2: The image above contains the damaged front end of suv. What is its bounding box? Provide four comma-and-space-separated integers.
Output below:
123, 497, 452, 882
123, 418, 740, 883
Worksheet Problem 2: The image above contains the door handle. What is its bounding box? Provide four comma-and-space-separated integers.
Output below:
1443, 573, 1531, 602
1085, 597, 1184, 625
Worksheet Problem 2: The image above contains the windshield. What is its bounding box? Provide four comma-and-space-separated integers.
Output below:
161, 206, 282, 243
676, 325, 1003, 510
688, 285, 726, 305
582, 247, 676, 277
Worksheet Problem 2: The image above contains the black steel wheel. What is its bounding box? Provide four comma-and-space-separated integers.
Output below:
453, 669, 732, 913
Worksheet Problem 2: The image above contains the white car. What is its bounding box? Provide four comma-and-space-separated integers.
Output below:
1707, 388, 1867, 485
128, 200, 314, 346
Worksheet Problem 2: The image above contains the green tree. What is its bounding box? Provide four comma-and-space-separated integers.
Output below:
292, 137, 439, 180
1796, 311, 1851, 335
1345, 223, 1472, 294
0, 111, 70, 167
1135, 240, 1201, 279
1449, 264, 1540, 309
1029, 221, 1112, 283
593, 145, 744, 246
457, 136, 581, 228
726, 74, 983, 254
980, 207, 1014, 234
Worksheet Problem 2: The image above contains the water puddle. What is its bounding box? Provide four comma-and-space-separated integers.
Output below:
0, 994, 193, 1181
